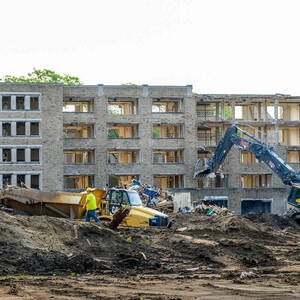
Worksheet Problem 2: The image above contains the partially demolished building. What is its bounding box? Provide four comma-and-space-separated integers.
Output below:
0, 82, 299, 214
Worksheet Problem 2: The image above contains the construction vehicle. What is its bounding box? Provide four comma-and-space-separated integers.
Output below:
0, 186, 171, 227
194, 125, 300, 221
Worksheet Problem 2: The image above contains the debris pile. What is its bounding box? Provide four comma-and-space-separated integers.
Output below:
1, 209, 299, 277
194, 202, 231, 216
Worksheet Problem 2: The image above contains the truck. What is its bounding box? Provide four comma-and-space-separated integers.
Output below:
194, 125, 300, 221
0, 186, 171, 227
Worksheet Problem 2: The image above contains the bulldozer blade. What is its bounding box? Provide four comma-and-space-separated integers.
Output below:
109, 207, 131, 229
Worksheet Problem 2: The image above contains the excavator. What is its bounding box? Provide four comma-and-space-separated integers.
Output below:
194, 125, 300, 221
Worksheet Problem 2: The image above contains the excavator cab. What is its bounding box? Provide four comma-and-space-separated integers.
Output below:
287, 186, 300, 208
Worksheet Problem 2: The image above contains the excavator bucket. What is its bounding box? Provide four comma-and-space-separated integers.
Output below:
194, 158, 212, 178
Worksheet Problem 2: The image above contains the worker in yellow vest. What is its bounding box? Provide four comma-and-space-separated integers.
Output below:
83, 188, 100, 223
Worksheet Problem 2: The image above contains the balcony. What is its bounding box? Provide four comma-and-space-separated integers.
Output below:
107, 124, 139, 139
107, 98, 138, 115
63, 124, 94, 138
107, 150, 139, 164
63, 98, 94, 113
153, 124, 183, 138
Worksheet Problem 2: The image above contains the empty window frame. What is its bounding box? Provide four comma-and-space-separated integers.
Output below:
198, 174, 229, 188
241, 174, 272, 188
31, 148, 40, 162
16, 149, 25, 162
16, 96, 25, 110
288, 150, 300, 163
64, 175, 94, 190
3, 174, 12, 187
107, 98, 138, 115
196, 103, 218, 120
197, 150, 211, 159
153, 175, 184, 188
278, 102, 299, 121
153, 124, 183, 138
152, 150, 184, 164
16, 122, 25, 136
17, 174, 25, 186
30, 96, 39, 110
30, 122, 39, 136
197, 126, 222, 146
63, 98, 94, 113
108, 175, 139, 188
2, 122, 11, 136
64, 150, 94, 164
63, 124, 94, 138
240, 150, 259, 164
152, 98, 182, 113
107, 150, 139, 164
107, 124, 139, 138
31, 175, 40, 189
2, 96, 11, 110
2, 149, 11, 162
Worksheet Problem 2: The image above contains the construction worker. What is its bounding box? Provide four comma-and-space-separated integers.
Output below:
83, 188, 100, 223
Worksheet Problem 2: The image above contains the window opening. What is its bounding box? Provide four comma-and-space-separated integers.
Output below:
16, 122, 25, 135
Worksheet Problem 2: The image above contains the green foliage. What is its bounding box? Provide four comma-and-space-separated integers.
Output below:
224, 106, 232, 119
1, 68, 82, 85
126, 237, 132, 243
122, 83, 137, 86
152, 128, 160, 138
108, 129, 119, 138
237, 129, 243, 137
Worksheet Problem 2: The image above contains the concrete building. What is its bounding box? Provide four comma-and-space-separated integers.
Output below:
1, 82, 299, 214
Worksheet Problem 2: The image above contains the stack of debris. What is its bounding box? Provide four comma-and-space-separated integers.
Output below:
195, 202, 230, 216
129, 179, 174, 209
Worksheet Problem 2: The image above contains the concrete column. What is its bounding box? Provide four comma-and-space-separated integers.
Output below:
25, 174, 31, 187
274, 98, 279, 146
142, 84, 149, 97
216, 103, 219, 120
221, 101, 225, 120
11, 122, 16, 136
25, 96, 30, 110
231, 99, 235, 121
11, 96, 16, 110
186, 85, 193, 97
0, 96, 2, 112
0, 148, 2, 163
25, 148, 31, 162
11, 148, 17, 163
0, 175, 3, 190
25, 122, 31, 136
97, 84, 104, 96
0, 122, 2, 137
11, 174, 17, 186
264, 125, 268, 143
264, 100, 268, 122
258, 103, 261, 121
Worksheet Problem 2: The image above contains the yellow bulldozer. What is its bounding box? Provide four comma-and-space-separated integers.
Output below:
0, 186, 171, 228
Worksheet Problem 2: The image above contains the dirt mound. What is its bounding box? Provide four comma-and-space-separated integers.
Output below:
0, 211, 298, 276
244, 212, 300, 230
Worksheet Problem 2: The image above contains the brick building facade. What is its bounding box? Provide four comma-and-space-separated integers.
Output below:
1, 82, 299, 214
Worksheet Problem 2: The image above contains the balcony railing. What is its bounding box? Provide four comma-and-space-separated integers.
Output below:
197, 133, 221, 146
196, 110, 216, 121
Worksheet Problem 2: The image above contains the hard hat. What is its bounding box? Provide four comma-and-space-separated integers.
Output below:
86, 187, 93, 192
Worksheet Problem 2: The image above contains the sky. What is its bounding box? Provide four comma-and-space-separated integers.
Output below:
1, 0, 300, 95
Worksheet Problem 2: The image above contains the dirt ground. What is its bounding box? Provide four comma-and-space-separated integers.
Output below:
1, 211, 300, 299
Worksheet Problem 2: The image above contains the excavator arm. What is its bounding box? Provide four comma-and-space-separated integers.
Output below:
194, 125, 300, 208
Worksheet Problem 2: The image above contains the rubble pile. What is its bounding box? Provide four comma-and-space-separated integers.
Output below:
1, 209, 300, 277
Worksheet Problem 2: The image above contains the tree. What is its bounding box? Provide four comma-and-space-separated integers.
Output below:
1, 68, 82, 85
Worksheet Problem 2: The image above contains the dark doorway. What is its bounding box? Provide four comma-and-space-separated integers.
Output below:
241, 200, 271, 215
